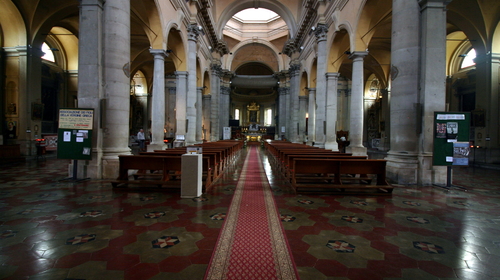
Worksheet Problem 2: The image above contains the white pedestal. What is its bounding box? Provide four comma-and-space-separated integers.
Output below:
181, 154, 203, 198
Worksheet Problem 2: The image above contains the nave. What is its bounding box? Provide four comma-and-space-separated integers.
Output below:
0, 148, 500, 280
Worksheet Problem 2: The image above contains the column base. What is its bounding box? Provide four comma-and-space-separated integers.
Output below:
346, 145, 367, 156
313, 142, 325, 148
147, 142, 168, 152
101, 147, 131, 179
324, 141, 339, 151
385, 152, 418, 185
418, 153, 446, 186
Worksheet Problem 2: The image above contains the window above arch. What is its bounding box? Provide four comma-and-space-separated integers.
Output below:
460, 48, 476, 69
41, 42, 56, 63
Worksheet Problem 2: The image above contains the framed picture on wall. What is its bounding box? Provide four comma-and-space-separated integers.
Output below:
31, 102, 44, 121
471, 110, 485, 127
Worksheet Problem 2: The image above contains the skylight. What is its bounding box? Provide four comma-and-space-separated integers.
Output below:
233, 8, 278, 22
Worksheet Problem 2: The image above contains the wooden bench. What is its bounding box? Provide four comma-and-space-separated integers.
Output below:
290, 158, 393, 194
111, 155, 182, 188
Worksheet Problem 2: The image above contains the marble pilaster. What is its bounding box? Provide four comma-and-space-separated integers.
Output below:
202, 94, 211, 141
278, 87, 289, 140
289, 62, 301, 143
166, 80, 176, 135
307, 88, 316, 145
219, 85, 231, 137
210, 63, 221, 141
75, 0, 104, 178
417, 0, 450, 185
175, 71, 188, 137
196, 87, 203, 142
299, 95, 308, 143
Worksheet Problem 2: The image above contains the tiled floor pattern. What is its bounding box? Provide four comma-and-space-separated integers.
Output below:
0, 150, 499, 280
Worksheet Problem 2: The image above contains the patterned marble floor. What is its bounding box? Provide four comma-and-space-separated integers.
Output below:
0, 148, 500, 280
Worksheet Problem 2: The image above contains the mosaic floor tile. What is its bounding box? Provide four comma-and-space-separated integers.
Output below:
1, 150, 500, 279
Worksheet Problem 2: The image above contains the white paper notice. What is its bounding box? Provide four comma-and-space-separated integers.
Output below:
63, 131, 71, 142
76, 137, 84, 143
446, 156, 453, 162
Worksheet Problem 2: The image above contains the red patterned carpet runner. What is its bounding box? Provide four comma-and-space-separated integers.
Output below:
205, 146, 299, 280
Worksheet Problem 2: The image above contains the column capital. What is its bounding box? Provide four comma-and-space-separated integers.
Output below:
220, 86, 231, 95
349, 51, 369, 61
187, 23, 202, 41
326, 72, 340, 80
278, 87, 289, 95
174, 71, 188, 78
314, 24, 328, 43
289, 63, 301, 76
418, 0, 451, 9
149, 49, 167, 58
210, 63, 222, 77
79, 0, 104, 7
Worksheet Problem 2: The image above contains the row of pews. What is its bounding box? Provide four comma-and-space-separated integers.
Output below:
264, 140, 394, 195
111, 140, 244, 190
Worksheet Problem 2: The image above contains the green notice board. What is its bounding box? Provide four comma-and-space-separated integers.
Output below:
57, 108, 94, 160
433, 112, 470, 166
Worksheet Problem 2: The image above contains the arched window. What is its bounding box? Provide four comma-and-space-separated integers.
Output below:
41, 42, 56, 63
131, 71, 147, 96
235, 109, 240, 120
264, 108, 272, 126
460, 48, 476, 69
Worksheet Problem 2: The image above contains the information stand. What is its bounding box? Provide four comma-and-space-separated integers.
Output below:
57, 108, 94, 181
433, 112, 470, 190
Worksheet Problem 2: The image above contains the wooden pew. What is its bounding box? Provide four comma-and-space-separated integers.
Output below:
283, 154, 366, 181
290, 158, 393, 194
149, 149, 221, 179
143, 152, 217, 189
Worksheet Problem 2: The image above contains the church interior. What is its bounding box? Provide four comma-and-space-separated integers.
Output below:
1, 0, 500, 279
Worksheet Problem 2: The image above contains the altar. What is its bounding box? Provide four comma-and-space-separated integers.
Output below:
244, 123, 264, 142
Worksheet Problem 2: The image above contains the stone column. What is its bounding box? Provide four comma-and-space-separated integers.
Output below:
101, 0, 131, 179
307, 88, 316, 145
386, 0, 421, 184
175, 71, 188, 137
325, 72, 340, 150
289, 62, 301, 143
186, 24, 200, 145
417, 0, 450, 184
76, 0, 103, 178
210, 63, 221, 141
148, 49, 168, 151
314, 24, 328, 147
196, 87, 203, 142
347, 51, 368, 156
